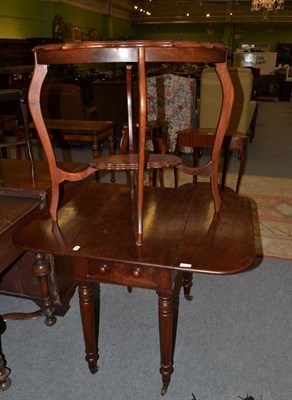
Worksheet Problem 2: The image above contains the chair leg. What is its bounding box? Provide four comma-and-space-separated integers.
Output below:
108, 135, 116, 183
235, 140, 247, 193
152, 128, 166, 187
0, 129, 6, 158
192, 147, 200, 187
221, 148, 232, 191
174, 140, 180, 188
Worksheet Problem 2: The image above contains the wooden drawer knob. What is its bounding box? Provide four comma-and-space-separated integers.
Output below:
132, 268, 141, 278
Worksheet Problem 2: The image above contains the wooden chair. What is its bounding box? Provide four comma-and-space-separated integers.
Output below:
175, 128, 248, 193
0, 90, 33, 162
34, 82, 116, 170
41, 83, 96, 121
175, 67, 255, 192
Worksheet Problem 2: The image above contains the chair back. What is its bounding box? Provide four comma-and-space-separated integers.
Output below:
92, 80, 139, 136
41, 83, 90, 120
199, 67, 255, 134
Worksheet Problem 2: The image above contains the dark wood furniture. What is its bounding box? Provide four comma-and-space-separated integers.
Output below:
12, 41, 256, 394
29, 119, 115, 159
0, 89, 33, 161
13, 181, 256, 394
174, 128, 248, 192
26, 41, 234, 243
0, 158, 82, 314
0, 159, 84, 390
0, 194, 42, 392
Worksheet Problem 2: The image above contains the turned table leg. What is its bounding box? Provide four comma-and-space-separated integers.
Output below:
78, 284, 99, 374
156, 270, 174, 395
0, 318, 11, 392
182, 272, 193, 301
0, 354, 10, 392
33, 253, 57, 327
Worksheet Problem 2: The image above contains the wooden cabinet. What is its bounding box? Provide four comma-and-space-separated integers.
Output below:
0, 159, 81, 316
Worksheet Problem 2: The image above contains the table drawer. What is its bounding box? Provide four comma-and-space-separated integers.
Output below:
86, 260, 157, 289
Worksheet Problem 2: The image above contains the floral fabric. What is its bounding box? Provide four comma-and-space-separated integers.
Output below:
147, 74, 196, 152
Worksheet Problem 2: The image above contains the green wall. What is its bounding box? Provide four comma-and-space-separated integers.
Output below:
0, 0, 51, 38
0, 0, 134, 41
134, 21, 292, 52
0, 0, 291, 53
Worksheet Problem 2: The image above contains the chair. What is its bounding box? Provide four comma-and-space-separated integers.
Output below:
92, 79, 138, 137
36, 82, 115, 164
199, 67, 257, 136
0, 89, 33, 161
41, 83, 96, 121
175, 67, 257, 192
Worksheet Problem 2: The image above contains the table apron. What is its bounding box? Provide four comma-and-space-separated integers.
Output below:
72, 257, 161, 290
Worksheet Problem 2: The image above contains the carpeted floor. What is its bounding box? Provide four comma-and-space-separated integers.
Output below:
0, 257, 291, 400
1, 100, 292, 400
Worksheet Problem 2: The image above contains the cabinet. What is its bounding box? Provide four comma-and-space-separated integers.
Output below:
0, 159, 81, 315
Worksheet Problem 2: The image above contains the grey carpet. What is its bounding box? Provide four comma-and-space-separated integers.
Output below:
1, 258, 291, 400
1, 100, 292, 399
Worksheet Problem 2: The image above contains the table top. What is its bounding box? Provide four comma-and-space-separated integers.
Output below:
0, 159, 86, 199
30, 119, 115, 133
13, 182, 256, 275
32, 40, 227, 65
0, 89, 22, 102
0, 195, 41, 237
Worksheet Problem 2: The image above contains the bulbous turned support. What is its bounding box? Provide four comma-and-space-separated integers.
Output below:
158, 291, 174, 394
33, 253, 57, 327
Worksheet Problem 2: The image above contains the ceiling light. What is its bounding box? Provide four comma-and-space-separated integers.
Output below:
251, 0, 284, 12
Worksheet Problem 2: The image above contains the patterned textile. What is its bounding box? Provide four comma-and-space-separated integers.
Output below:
147, 74, 196, 152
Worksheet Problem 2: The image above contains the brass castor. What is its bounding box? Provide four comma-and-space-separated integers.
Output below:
184, 293, 193, 301
161, 383, 169, 395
